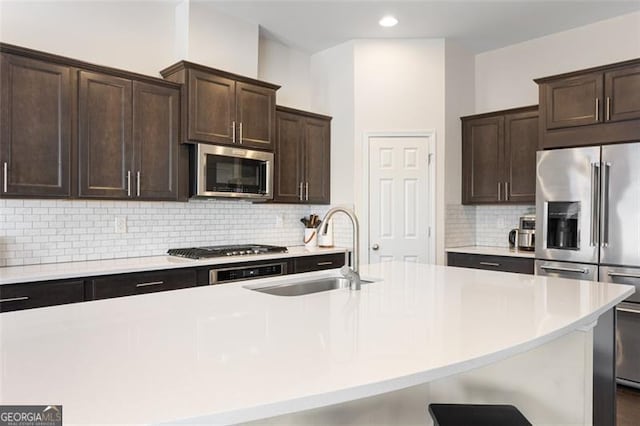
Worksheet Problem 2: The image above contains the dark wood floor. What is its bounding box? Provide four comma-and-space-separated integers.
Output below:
618, 385, 640, 426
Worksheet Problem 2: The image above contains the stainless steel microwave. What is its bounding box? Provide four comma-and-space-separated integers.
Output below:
192, 144, 273, 200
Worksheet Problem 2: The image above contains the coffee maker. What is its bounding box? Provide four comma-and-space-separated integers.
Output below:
509, 215, 536, 251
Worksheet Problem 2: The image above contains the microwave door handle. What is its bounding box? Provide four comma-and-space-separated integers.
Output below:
590, 162, 600, 247
601, 162, 611, 248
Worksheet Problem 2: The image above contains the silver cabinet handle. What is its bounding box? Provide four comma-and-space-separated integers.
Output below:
2, 162, 7, 193
606, 97, 611, 121
136, 281, 164, 288
608, 272, 640, 280
479, 262, 501, 267
540, 265, 588, 274
239, 122, 243, 144
136, 171, 141, 197
601, 162, 611, 248
372, 244, 380, 251
299, 182, 303, 201
127, 171, 131, 197
305, 182, 309, 201
590, 162, 600, 247
505, 182, 509, 201
595, 98, 600, 122
0, 296, 29, 303
618, 305, 640, 315
497, 182, 501, 201
317, 261, 333, 266
232, 121, 236, 143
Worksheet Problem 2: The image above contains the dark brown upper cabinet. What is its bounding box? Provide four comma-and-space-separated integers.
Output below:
0, 43, 183, 201
536, 58, 640, 149
274, 106, 331, 204
462, 106, 538, 205
78, 71, 133, 198
161, 61, 279, 151
0, 53, 73, 198
133, 81, 179, 200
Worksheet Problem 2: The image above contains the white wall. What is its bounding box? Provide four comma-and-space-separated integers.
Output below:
0, 1, 176, 76
475, 11, 640, 112
444, 41, 475, 205
0, 0, 260, 78
258, 37, 312, 110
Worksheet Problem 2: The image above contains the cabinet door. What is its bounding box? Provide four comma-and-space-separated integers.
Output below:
604, 64, 640, 123
78, 71, 133, 198
504, 110, 537, 203
133, 82, 179, 200
0, 54, 72, 197
462, 116, 504, 204
543, 72, 603, 129
89, 268, 197, 300
236, 82, 275, 150
274, 110, 304, 203
303, 117, 331, 204
187, 69, 235, 145
0, 279, 84, 312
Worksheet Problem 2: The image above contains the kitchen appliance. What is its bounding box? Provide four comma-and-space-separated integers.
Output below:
509, 215, 536, 250
192, 144, 273, 199
534, 142, 640, 388
209, 261, 287, 284
167, 244, 288, 259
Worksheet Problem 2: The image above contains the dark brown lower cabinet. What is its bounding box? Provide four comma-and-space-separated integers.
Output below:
88, 268, 197, 300
293, 253, 346, 274
447, 252, 534, 275
0, 279, 84, 312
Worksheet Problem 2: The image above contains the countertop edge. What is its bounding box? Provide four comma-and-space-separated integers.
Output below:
0, 247, 349, 285
445, 245, 536, 259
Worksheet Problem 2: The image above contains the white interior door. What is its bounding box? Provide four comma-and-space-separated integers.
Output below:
368, 136, 431, 263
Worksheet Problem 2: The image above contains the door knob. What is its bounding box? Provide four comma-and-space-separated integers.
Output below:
372, 244, 380, 251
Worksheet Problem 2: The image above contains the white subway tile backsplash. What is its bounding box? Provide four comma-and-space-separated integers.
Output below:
0, 199, 329, 267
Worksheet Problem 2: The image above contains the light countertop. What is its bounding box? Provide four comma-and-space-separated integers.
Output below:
446, 245, 536, 258
0, 262, 632, 424
0, 246, 348, 285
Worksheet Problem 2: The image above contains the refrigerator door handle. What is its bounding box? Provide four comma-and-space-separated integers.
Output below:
601, 162, 611, 248
590, 162, 600, 247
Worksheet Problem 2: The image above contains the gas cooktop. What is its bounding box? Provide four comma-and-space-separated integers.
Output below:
167, 244, 288, 260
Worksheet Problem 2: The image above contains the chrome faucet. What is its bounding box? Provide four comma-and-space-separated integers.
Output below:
318, 207, 361, 290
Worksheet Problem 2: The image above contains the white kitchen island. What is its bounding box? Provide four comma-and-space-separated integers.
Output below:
0, 262, 633, 425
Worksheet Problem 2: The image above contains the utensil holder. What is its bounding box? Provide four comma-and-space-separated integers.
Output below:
304, 228, 317, 248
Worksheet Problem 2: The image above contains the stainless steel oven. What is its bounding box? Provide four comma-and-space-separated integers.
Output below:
193, 144, 273, 199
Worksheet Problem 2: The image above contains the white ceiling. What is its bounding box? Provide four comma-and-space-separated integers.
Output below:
208, 0, 640, 54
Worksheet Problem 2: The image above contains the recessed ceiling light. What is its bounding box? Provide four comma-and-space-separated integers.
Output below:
379, 15, 398, 27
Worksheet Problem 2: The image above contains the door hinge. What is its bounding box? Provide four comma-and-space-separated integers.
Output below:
427, 153, 434, 165
428, 227, 432, 237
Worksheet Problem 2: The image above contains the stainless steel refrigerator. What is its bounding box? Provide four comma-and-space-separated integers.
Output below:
535, 142, 640, 389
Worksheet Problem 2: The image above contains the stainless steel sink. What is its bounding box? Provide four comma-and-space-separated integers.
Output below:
246, 277, 376, 297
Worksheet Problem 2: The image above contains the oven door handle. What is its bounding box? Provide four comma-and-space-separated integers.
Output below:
608, 272, 640, 280
617, 305, 640, 315
540, 265, 588, 274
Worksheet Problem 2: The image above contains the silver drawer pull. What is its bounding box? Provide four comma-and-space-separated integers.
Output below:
0, 296, 29, 303
2, 162, 7, 193
608, 272, 640, 280
617, 306, 640, 315
479, 262, 500, 267
541, 265, 587, 274
135, 281, 164, 288
317, 261, 334, 266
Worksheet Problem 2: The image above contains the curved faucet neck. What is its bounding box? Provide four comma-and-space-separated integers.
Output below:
319, 207, 360, 275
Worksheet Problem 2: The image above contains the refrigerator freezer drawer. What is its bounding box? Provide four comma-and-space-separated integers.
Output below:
616, 302, 640, 389
535, 260, 598, 281
600, 265, 640, 304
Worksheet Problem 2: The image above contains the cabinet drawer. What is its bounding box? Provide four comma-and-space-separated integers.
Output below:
293, 253, 346, 273
447, 252, 534, 275
89, 268, 197, 300
0, 279, 84, 312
